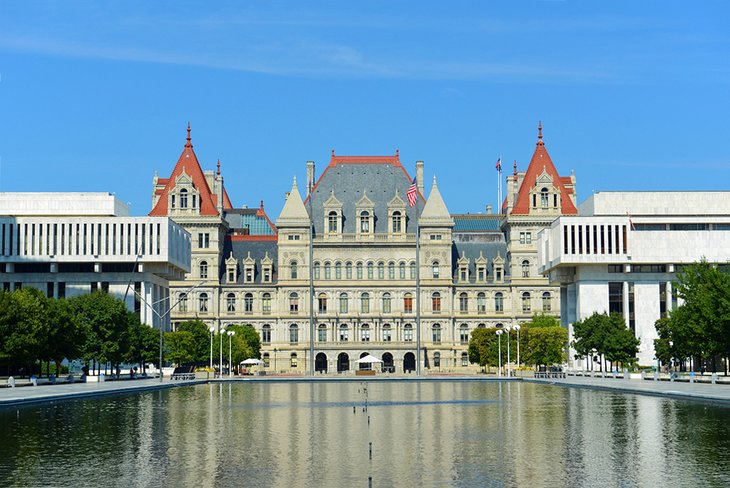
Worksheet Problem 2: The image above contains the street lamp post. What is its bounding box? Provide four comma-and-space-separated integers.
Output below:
496, 329, 503, 377
209, 326, 216, 373
228, 330, 235, 378
505, 325, 511, 378
513, 324, 521, 376
219, 324, 226, 377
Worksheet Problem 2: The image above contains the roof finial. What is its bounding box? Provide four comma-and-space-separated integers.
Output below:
396, 148, 399, 157
260, 200, 264, 210
185, 122, 192, 148
217, 159, 221, 176
537, 120, 544, 146
331, 149, 335, 157
513, 160, 518, 181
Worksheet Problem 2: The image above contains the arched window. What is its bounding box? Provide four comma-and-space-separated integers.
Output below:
460, 324, 469, 344
339, 293, 349, 314
198, 292, 208, 312
542, 292, 552, 312
459, 292, 468, 312
399, 262, 406, 279
382, 292, 392, 314
244, 293, 253, 312
289, 324, 299, 344
403, 293, 413, 314
199, 260, 208, 279
361, 324, 370, 342
367, 262, 374, 279
392, 211, 402, 233
388, 262, 395, 279
477, 292, 486, 313
318, 292, 327, 313
434, 352, 441, 367
378, 262, 384, 279
346, 261, 353, 279
541, 187, 549, 208
289, 292, 299, 313
339, 323, 349, 341
180, 188, 188, 209
432, 323, 441, 342
263, 352, 270, 367
432, 261, 440, 279
410, 261, 416, 279
522, 260, 530, 278
356, 262, 363, 280
226, 292, 236, 312
290, 352, 298, 367
382, 323, 392, 342
324, 262, 331, 280
262, 293, 271, 313
318, 324, 327, 342
328, 211, 338, 233
495, 292, 504, 312
478, 323, 486, 329
291, 261, 298, 279
361, 292, 370, 313
432, 292, 441, 312
313, 262, 321, 280
335, 261, 342, 280
360, 211, 370, 233
404, 324, 413, 342
179, 293, 188, 313
461, 352, 469, 367
522, 292, 531, 312
261, 324, 271, 343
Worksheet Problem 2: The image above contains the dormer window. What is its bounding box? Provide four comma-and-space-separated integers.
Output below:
328, 211, 338, 233
360, 211, 370, 233
392, 212, 402, 233
541, 187, 549, 208
180, 189, 188, 209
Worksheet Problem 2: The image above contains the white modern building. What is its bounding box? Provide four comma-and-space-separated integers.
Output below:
538, 191, 730, 366
0, 192, 191, 330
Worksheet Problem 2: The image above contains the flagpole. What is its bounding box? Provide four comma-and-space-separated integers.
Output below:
308, 177, 315, 376
415, 191, 421, 376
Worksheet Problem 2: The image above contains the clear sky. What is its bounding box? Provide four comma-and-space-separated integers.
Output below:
0, 1, 728, 217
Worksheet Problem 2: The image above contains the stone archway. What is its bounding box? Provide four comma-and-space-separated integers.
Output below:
403, 352, 416, 373
382, 352, 394, 373
337, 353, 350, 372
315, 353, 328, 373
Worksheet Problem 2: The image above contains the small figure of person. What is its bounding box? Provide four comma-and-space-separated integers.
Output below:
82, 365, 89, 377
129, 367, 135, 380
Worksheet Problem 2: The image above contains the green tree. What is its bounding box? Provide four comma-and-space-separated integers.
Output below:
228, 324, 261, 366
126, 314, 160, 372
165, 330, 195, 366
522, 314, 568, 369
468, 327, 499, 368
177, 320, 212, 362
0, 288, 51, 376
572, 312, 639, 369
68, 291, 130, 373
603, 314, 640, 366
44, 298, 86, 375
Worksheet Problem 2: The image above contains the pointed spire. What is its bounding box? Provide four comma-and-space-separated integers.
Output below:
276, 176, 310, 227
217, 159, 221, 176
185, 122, 192, 148
420, 174, 454, 227
537, 121, 544, 146
396, 148, 399, 158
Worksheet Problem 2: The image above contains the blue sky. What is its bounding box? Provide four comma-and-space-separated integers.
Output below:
0, 1, 728, 216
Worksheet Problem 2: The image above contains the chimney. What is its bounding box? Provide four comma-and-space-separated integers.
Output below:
306, 161, 315, 197
486, 204, 492, 214
416, 161, 424, 196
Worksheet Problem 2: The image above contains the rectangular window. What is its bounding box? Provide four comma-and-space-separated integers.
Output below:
608, 265, 623, 273
608, 282, 623, 315
383, 328, 392, 342
199, 233, 210, 248
659, 283, 667, 319
404, 296, 413, 314
318, 328, 327, 342
361, 328, 370, 342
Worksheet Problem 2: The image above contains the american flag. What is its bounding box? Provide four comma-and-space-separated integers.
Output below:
407, 177, 417, 207
496, 157, 502, 172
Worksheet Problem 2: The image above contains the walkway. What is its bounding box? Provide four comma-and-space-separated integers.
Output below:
526, 375, 730, 403
0, 378, 207, 408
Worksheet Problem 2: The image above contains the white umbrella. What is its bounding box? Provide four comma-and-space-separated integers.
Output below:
355, 354, 383, 364
240, 358, 263, 365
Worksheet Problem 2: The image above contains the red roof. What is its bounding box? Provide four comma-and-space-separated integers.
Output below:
150, 124, 231, 217
511, 125, 577, 215
304, 149, 425, 205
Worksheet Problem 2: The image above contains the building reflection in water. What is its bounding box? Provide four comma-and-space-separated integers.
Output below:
1, 382, 729, 487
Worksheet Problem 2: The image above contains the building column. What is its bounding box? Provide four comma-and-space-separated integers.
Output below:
623, 281, 630, 328
666, 281, 673, 313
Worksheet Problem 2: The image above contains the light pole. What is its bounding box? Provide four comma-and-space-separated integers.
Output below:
219, 324, 227, 377
514, 324, 521, 376
228, 330, 235, 378
505, 325, 511, 378
209, 326, 215, 373
496, 329, 503, 377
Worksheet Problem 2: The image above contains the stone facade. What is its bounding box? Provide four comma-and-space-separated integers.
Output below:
155, 124, 575, 373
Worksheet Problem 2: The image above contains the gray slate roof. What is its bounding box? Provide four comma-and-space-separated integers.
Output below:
307, 163, 423, 235
220, 239, 278, 284
451, 241, 510, 282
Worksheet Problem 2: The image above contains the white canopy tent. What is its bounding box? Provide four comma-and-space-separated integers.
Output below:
240, 358, 264, 365
355, 354, 383, 371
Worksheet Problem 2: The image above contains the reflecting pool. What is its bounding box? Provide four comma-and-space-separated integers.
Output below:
1, 381, 730, 487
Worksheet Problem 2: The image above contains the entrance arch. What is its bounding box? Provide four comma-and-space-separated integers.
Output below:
315, 353, 328, 373
337, 353, 350, 372
382, 352, 394, 373
403, 352, 416, 373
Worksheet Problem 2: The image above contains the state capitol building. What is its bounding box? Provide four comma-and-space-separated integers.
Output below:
151, 123, 577, 374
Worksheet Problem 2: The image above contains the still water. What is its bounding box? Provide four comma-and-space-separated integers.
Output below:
1, 380, 729, 487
